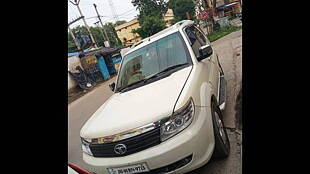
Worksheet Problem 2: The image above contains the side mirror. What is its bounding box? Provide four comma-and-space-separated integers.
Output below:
197, 45, 213, 61
109, 82, 115, 92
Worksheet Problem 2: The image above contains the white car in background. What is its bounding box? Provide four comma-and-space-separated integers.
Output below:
80, 20, 229, 174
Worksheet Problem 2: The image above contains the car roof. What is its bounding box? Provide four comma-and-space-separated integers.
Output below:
123, 20, 194, 57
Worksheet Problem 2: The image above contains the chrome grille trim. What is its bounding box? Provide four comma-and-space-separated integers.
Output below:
90, 118, 169, 144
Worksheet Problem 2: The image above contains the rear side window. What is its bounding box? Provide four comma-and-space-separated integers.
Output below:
185, 26, 209, 58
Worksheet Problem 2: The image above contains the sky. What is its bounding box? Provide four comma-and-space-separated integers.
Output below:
68, 0, 139, 28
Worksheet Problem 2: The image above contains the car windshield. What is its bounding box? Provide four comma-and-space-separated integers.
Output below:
116, 32, 191, 92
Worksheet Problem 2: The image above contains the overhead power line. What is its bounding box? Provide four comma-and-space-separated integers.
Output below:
68, 16, 84, 26
69, 0, 98, 48
93, 3, 110, 44
107, 0, 119, 22
68, 2, 80, 20
86, 15, 109, 20
117, 8, 136, 17
86, 9, 136, 22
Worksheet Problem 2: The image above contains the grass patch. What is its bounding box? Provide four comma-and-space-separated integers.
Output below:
208, 25, 242, 42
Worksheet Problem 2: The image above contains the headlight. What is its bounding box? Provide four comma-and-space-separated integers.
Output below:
81, 138, 93, 156
160, 98, 195, 141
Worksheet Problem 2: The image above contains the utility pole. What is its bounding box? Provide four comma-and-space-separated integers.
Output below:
106, 0, 122, 46
70, 0, 98, 48
93, 3, 110, 44
68, 16, 84, 50
94, 21, 107, 41
112, 30, 120, 47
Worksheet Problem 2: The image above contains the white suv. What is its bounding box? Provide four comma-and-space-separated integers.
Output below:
80, 20, 229, 174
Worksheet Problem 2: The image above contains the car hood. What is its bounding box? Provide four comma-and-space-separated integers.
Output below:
81, 66, 192, 139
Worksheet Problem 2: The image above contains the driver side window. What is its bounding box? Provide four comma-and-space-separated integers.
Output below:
185, 26, 209, 58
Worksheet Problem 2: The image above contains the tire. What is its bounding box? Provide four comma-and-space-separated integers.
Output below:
211, 101, 230, 158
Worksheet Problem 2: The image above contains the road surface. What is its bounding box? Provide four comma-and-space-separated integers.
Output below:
68, 30, 242, 174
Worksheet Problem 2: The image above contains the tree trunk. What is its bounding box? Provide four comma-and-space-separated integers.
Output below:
209, 0, 217, 29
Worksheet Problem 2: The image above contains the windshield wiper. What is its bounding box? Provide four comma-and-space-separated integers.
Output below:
144, 63, 189, 82
117, 63, 189, 93
117, 79, 146, 92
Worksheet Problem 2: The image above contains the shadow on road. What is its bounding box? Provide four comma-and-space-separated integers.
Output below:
235, 87, 242, 130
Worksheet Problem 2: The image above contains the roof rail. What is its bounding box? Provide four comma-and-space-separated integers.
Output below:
174, 21, 184, 27
174, 20, 194, 28
131, 38, 148, 48
130, 20, 194, 49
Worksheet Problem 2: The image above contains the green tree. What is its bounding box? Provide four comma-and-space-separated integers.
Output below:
168, 0, 196, 24
114, 20, 127, 27
133, 15, 166, 38
104, 22, 123, 47
68, 26, 88, 52
68, 33, 73, 42
132, 0, 168, 38
68, 40, 75, 47
69, 24, 122, 48
68, 40, 78, 53
90, 26, 106, 47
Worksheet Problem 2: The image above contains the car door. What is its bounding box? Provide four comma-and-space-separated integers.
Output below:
185, 26, 220, 100
195, 27, 220, 101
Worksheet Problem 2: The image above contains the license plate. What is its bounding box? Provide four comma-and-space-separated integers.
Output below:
107, 163, 149, 174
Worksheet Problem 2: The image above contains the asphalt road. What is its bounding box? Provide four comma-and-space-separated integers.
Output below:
68, 30, 242, 174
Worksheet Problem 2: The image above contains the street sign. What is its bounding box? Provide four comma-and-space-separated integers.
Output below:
198, 10, 209, 20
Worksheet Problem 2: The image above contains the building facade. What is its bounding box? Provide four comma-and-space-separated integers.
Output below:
115, 9, 175, 46
194, 0, 242, 19
163, 9, 175, 27
216, 0, 242, 18
115, 18, 142, 47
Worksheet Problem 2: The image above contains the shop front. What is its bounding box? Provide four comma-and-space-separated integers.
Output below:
216, 1, 242, 18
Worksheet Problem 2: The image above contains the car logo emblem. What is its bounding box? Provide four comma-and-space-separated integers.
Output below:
114, 144, 127, 155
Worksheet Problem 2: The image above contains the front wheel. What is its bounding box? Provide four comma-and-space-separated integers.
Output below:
211, 101, 230, 158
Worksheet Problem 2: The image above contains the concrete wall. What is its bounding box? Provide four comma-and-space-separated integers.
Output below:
68, 55, 82, 90
68, 73, 77, 90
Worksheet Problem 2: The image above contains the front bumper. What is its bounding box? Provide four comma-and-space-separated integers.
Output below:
83, 106, 215, 174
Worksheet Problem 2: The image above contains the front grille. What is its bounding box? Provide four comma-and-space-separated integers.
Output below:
89, 127, 161, 157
